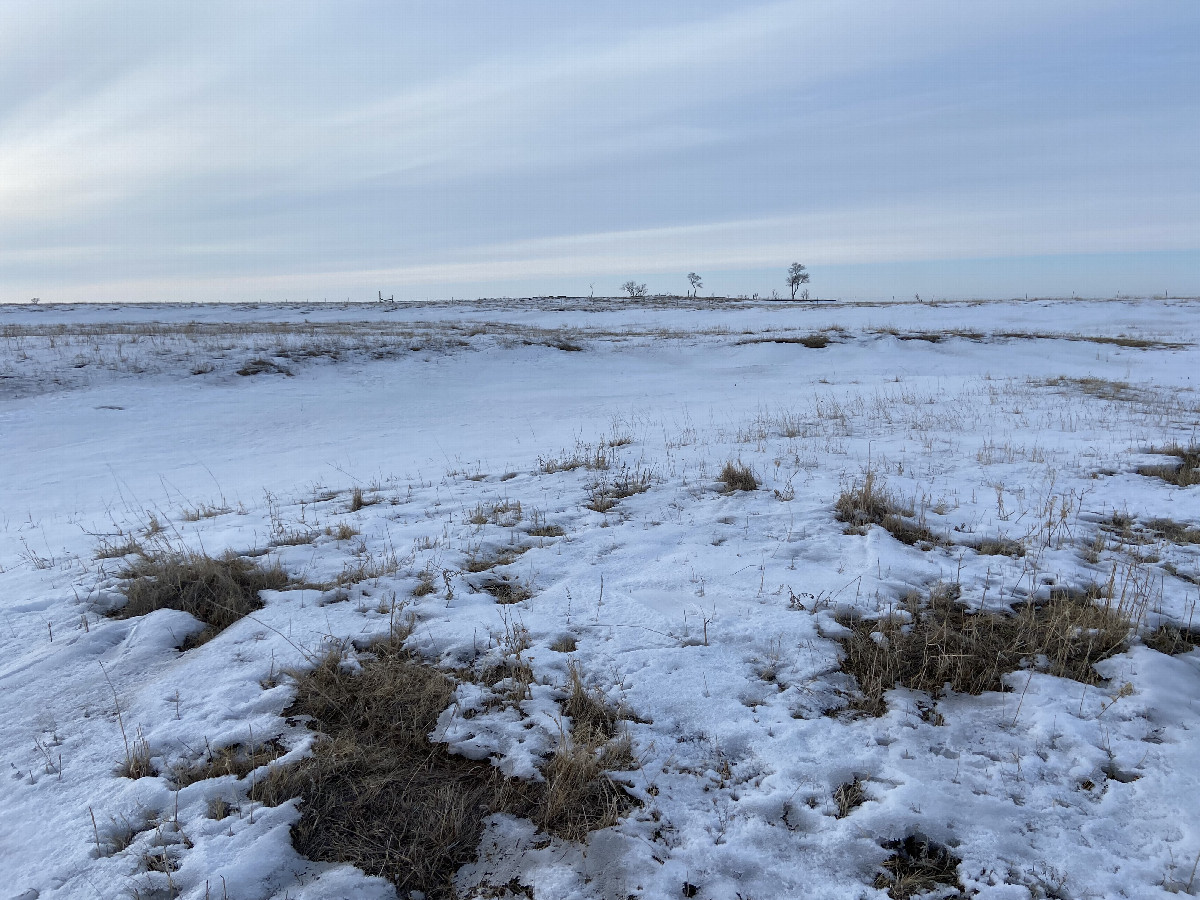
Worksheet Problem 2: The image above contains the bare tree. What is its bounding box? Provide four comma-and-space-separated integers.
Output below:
621, 281, 648, 299
786, 263, 810, 300
687, 273, 702, 297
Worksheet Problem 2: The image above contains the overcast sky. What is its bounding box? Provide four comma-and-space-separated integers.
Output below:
2, 1, 1197, 302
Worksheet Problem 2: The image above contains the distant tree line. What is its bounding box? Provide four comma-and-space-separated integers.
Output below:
615, 263, 828, 301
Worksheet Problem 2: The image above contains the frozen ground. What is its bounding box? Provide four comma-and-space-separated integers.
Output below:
1, 296, 1199, 899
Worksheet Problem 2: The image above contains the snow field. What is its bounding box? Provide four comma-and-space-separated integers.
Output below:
1, 297, 1199, 899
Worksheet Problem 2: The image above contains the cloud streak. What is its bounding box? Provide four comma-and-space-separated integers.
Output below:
1, 0, 1197, 300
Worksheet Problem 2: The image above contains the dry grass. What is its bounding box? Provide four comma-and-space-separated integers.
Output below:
719, 460, 758, 492
874, 835, 965, 899
464, 545, 527, 573
325, 522, 359, 541
1147, 517, 1200, 544
412, 570, 438, 597
835, 584, 1135, 717
536, 662, 637, 840
549, 634, 578, 653
468, 499, 523, 527
538, 443, 611, 474
1138, 445, 1200, 487
585, 465, 653, 512
252, 635, 523, 899
833, 777, 866, 818
253, 635, 633, 898
482, 576, 533, 605
737, 333, 831, 348
348, 486, 381, 512
112, 550, 290, 648
173, 740, 284, 787
967, 537, 1026, 558
835, 471, 944, 548
272, 527, 319, 546
95, 534, 144, 559
118, 729, 157, 779
527, 510, 565, 537
237, 357, 292, 376
1144, 624, 1198, 655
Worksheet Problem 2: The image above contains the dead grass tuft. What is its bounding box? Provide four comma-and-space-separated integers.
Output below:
535, 662, 637, 840
1143, 624, 1198, 655
539, 443, 611, 474
873, 835, 965, 899
348, 486, 381, 512
272, 528, 318, 546
738, 333, 831, 348
968, 537, 1026, 558
833, 777, 866, 818
835, 583, 1134, 716
835, 471, 944, 548
252, 634, 632, 899
1138, 445, 1200, 487
1147, 518, 1200, 544
173, 740, 284, 787
95, 534, 144, 559
483, 577, 533, 605
719, 460, 758, 492
325, 522, 360, 541
251, 634, 526, 899
549, 635, 578, 653
527, 509, 565, 537
465, 545, 527, 573
112, 550, 290, 648
563, 661, 622, 746
468, 499, 523, 527
585, 465, 653, 512
118, 729, 157, 779
412, 570, 438, 597
237, 357, 292, 376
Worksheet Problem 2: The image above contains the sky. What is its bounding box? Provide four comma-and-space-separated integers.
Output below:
1, 1, 1197, 303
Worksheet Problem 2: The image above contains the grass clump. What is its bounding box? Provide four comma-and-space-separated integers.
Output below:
538, 443, 610, 474
1143, 623, 1198, 655
113, 550, 290, 648
833, 777, 866, 818
348, 486, 381, 512
527, 509, 565, 537
1138, 445, 1200, 487
719, 460, 758, 492
251, 635, 633, 899
95, 534, 144, 559
118, 729, 157, 779
251, 635, 520, 899
1147, 517, 1200, 544
173, 740, 284, 787
483, 576, 533, 605
549, 634, 578, 653
835, 471, 944, 548
585, 465, 653, 512
324, 522, 360, 541
967, 537, 1025, 558
738, 333, 831, 348
874, 835, 965, 899
464, 545, 527, 573
468, 499, 522, 527
237, 357, 292, 376
537, 662, 637, 840
835, 583, 1135, 717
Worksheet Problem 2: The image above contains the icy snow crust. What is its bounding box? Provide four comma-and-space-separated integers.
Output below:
1, 296, 1198, 899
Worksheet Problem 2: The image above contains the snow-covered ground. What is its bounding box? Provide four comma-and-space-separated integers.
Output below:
2, 296, 1198, 900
